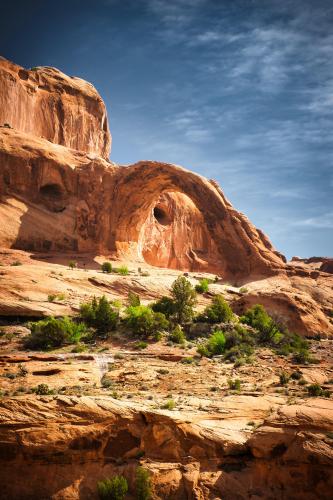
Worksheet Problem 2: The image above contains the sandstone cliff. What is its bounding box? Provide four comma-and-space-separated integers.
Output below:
0, 57, 111, 158
0, 396, 332, 499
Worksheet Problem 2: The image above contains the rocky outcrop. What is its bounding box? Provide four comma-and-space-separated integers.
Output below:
0, 126, 286, 280
0, 57, 111, 158
0, 396, 332, 499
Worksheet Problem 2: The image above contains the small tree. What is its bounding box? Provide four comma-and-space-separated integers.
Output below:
125, 306, 168, 338
171, 276, 197, 324
195, 278, 209, 294
80, 296, 119, 335
202, 295, 233, 323
127, 291, 141, 307
169, 324, 186, 344
25, 317, 88, 350
151, 296, 176, 318
240, 304, 280, 344
97, 475, 128, 500
102, 261, 112, 274
136, 466, 151, 500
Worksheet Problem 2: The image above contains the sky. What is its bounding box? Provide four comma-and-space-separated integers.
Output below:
0, 0, 332, 259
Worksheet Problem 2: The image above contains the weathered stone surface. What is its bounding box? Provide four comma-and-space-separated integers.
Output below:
0, 396, 332, 499
0, 58, 111, 158
0, 127, 286, 280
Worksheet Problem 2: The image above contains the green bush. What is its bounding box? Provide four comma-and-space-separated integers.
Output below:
102, 261, 112, 274
135, 340, 148, 350
80, 296, 119, 335
34, 383, 52, 395
151, 296, 176, 318
228, 378, 241, 391
279, 372, 290, 385
195, 278, 209, 294
162, 399, 175, 410
125, 305, 168, 338
240, 304, 281, 344
206, 331, 226, 355
136, 466, 152, 500
169, 325, 186, 344
127, 291, 140, 306
307, 383, 323, 397
171, 276, 197, 324
200, 295, 233, 323
118, 265, 129, 275
68, 260, 76, 269
25, 317, 88, 350
97, 475, 128, 500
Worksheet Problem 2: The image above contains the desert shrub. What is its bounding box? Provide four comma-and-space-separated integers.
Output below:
239, 287, 248, 293
71, 343, 87, 353
118, 265, 129, 275
293, 348, 311, 364
80, 296, 119, 335
34, 383, 52, 395
11, 260, 22, 266
227, 378, 241, 391
68, 260, 76, 269
206, 330, 226, 355
200, 295, 233, 324
291, 371, 302, 380
101, 261, 112, 274
169, 325, 186, 344
97, 475, 128, 500
25, 317, 88, 350
307, 384, 323, 397
171, 276, 197, 324
136, 466, 152, 500
127, 291, 140, 307
279, 372, 290, 385
197, 343, 210, 357
48, 294, 57, 302
240, 304, 281, 344
135, 340, 148, 350
162, 399, 175, 410
151, 296, 176, 318
195, 278, 209, 294
125, 305, 168, 338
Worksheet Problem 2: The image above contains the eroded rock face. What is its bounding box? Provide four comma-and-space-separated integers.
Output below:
0, 127, 286, 281
0, 58, 111, 158
0, 396, 332, 499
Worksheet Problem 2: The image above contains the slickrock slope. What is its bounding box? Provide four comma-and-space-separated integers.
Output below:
0, 396, 332, 499
0, 57, 111, 158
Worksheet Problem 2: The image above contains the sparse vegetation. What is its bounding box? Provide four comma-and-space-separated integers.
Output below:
97, 475, 128, 500
118, 265, 129, 275
151, 296, 175, 318
68, 260, 76, 270
195, 278, 210, 294
25, 317, 88, 350
198, 294, 233, 323
171, 276, 197, 324
279, 372, 290, 386
101, 261, 112, 274
80, 295, 119, 335
162, 399, 175, 410
125, 305, 168, 338
127, 291, 141, 307
33, 383, 52, 395
169, 325, 186, 344
11, 260, 22, 266
136, 466, 152, 500
228, 378, 241, 391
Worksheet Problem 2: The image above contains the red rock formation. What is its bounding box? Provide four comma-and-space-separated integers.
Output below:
0, 126, 286, 281
0, 396, 332, 499
0, 57, 111, 158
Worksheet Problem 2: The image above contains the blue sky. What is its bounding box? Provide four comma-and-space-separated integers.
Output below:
1, 0, 332, 259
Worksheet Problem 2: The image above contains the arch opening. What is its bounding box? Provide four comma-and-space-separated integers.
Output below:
39, 183, 63, 199
153, 205, 171, 226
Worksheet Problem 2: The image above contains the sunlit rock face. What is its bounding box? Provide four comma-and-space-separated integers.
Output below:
0, 57, 111, 158
0, 57, 287, 281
